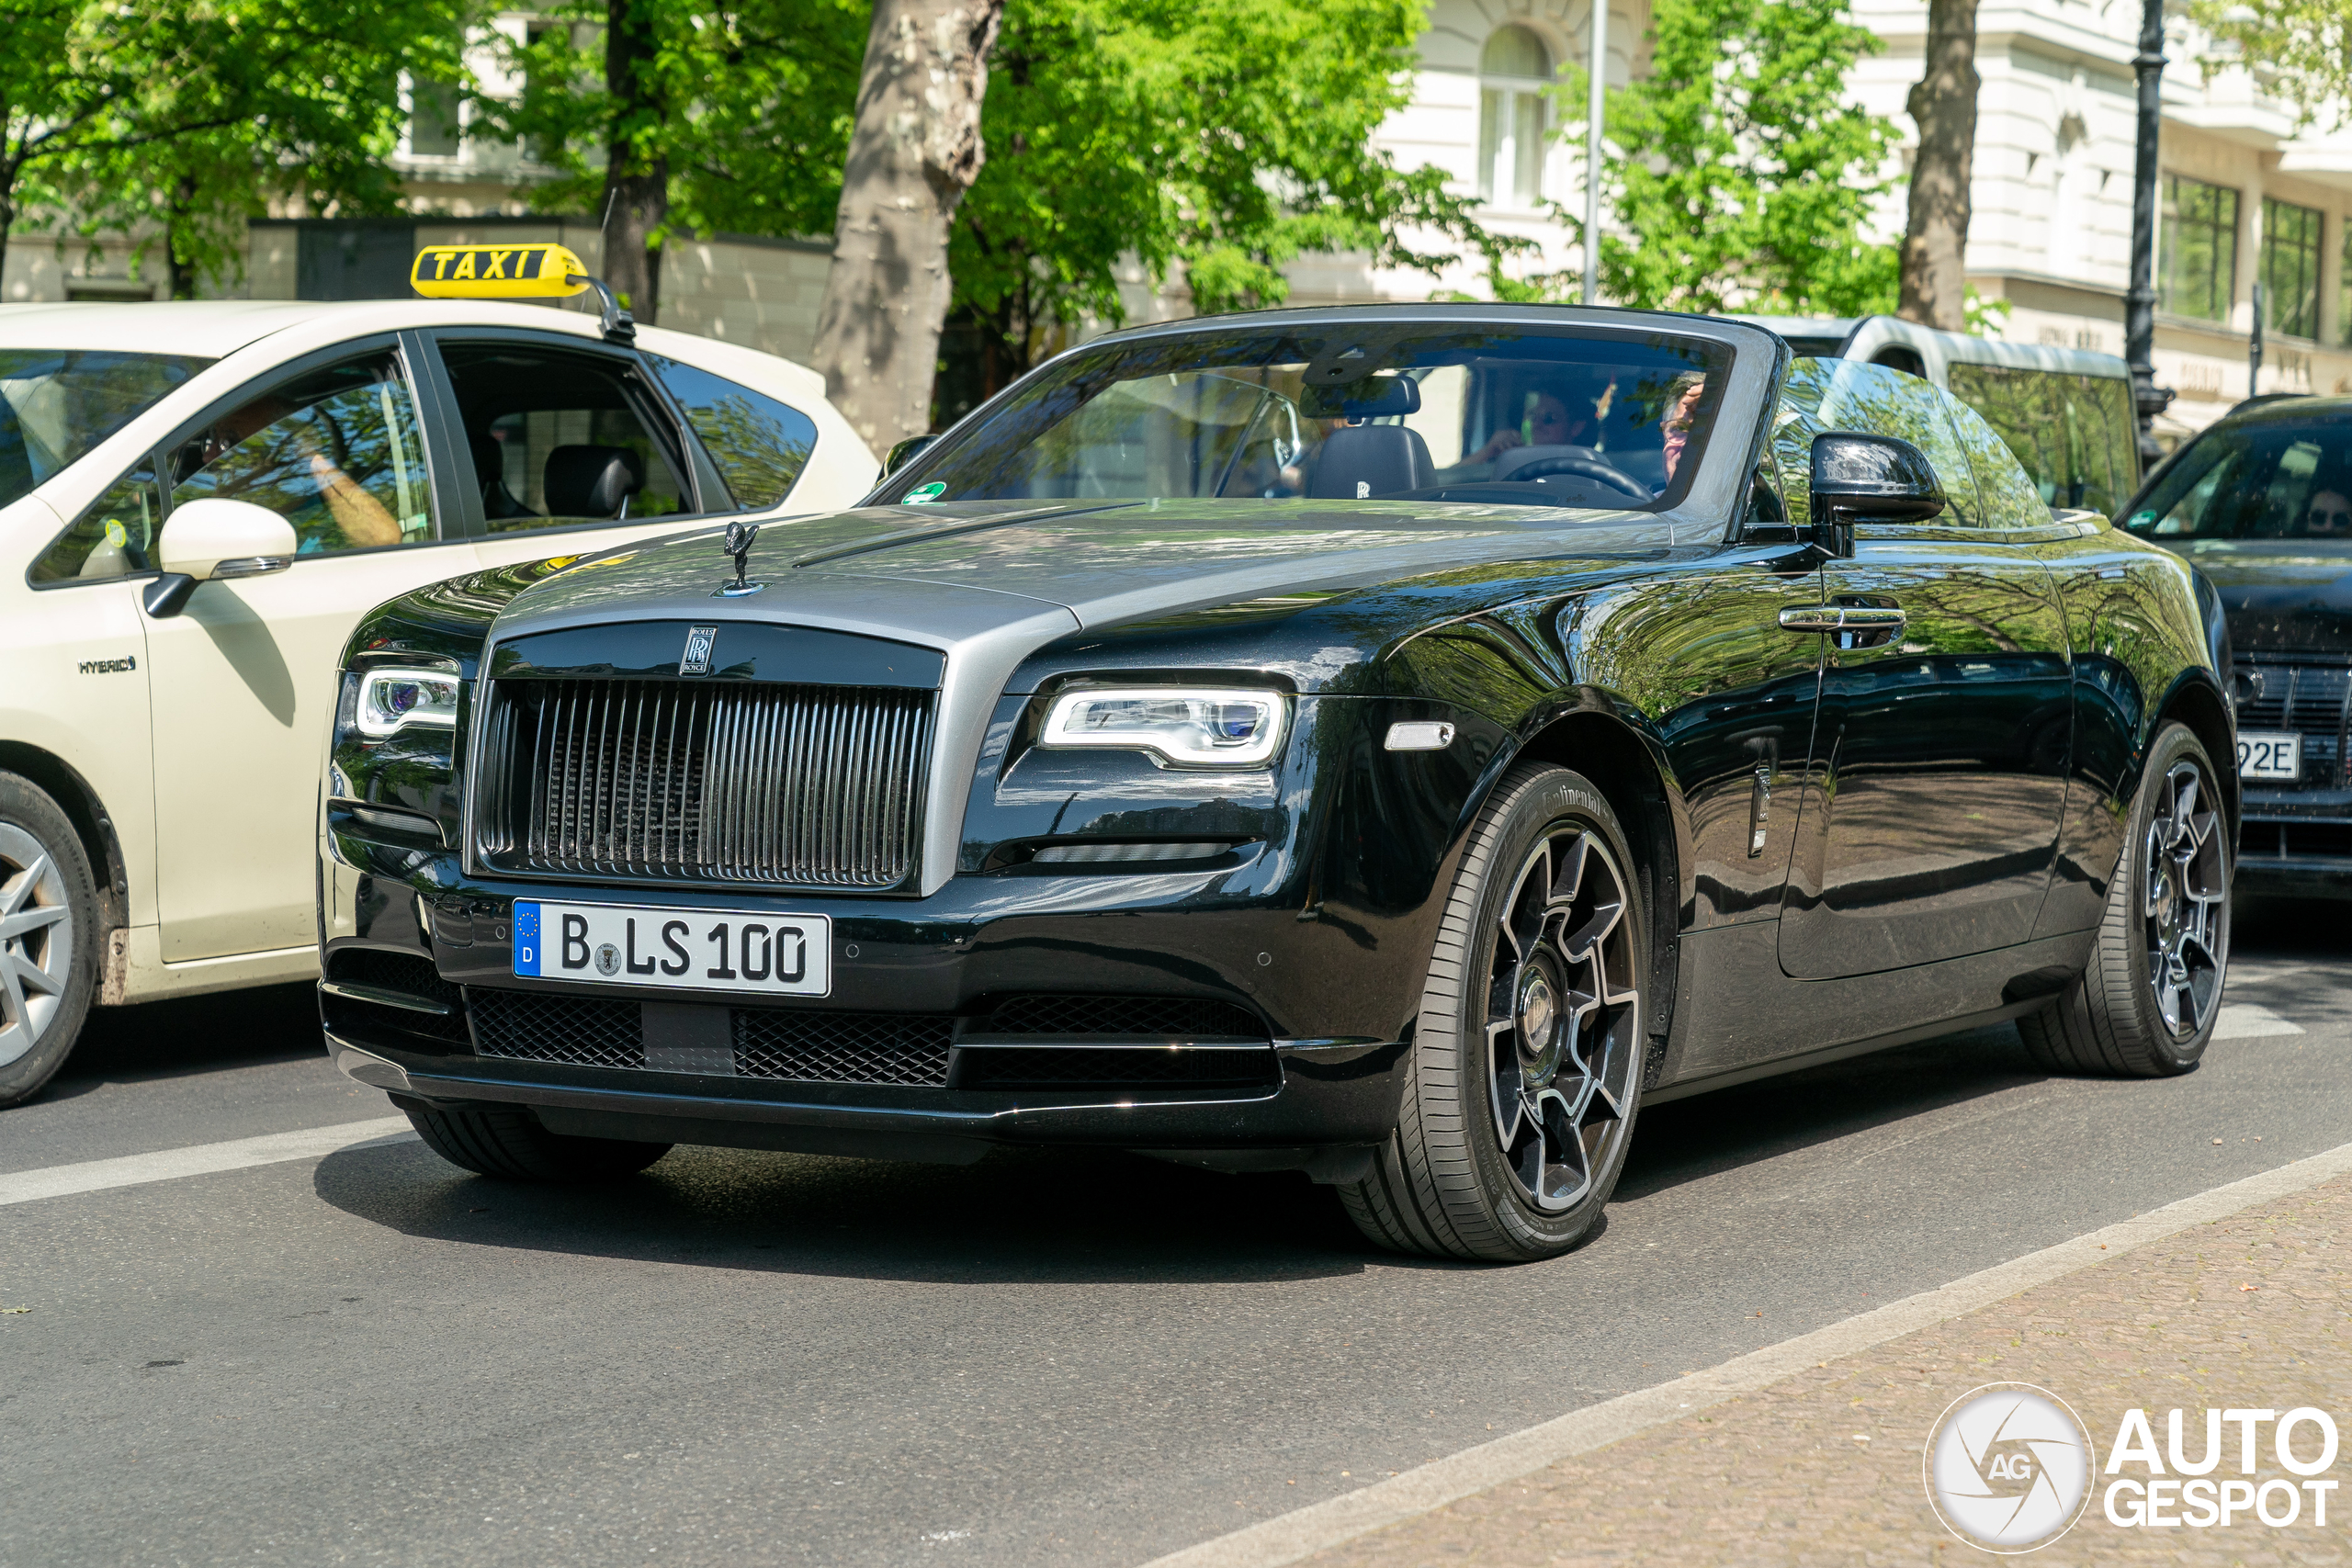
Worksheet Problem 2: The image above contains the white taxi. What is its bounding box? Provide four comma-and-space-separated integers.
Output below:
0, 246, 877, 1104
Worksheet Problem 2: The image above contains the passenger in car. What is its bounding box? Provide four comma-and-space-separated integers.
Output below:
2304, 489, 2351, 537
1660, 371, 1707, 489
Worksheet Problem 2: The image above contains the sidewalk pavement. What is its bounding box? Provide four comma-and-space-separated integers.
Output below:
1307, 1168, 2352, 1566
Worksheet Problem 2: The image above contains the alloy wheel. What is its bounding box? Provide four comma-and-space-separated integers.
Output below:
0, 822, 74, 1069
2143, 758, 2226, 1038
1484, 823, 1642, 1213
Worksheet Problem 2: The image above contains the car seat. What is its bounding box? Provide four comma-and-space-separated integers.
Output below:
545, 445, 645, 519
1306, 425, 1435, 500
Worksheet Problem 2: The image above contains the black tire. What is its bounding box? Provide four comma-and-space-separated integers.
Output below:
1340, 762, 1647, 1262
398, 1100, 673, 1181
0, 772, 99, 1110
2018, 721, 2230, 1077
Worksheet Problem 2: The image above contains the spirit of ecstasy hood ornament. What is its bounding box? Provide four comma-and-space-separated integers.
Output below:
715, 519, 763, 597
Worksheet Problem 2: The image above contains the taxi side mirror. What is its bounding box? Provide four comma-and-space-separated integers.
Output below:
145, 499, 300, 616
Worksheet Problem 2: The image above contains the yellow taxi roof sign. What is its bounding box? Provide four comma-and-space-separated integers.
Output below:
410, 243, 589, 299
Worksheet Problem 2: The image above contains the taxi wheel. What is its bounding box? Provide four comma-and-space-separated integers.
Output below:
398, 1100, 673, 1181
1340, 762, 1646, 1263
2018, 722, 2228, 1077
0, 773, 98, 1110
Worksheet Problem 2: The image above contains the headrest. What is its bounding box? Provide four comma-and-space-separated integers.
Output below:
470, 432, 504, 486
545, 445, 645, 517
1300, 374, 1422, 422
1306, 423, 1435, 500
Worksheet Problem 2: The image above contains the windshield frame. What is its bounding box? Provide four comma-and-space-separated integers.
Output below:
868, 305, 1781, 528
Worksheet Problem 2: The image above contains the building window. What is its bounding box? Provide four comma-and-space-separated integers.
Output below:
2342, 223, 2352, 347
2260, 197, 2321, 340
1477, 27, 1552, 209
409, 78, 462, 157
2159, 173, 2238, 322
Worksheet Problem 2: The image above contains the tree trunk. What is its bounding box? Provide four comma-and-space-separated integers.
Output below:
599, 0, 666, 322
810, 0, 1005, 454
165, 174, 198, 299
1898, 0, 1979, 332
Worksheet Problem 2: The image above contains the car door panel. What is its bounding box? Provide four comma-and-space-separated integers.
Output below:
1778, 535, 2072, 976
144, 340, 468, 962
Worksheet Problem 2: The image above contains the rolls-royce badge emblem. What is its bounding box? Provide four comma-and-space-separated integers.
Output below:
680, 624, 718, 677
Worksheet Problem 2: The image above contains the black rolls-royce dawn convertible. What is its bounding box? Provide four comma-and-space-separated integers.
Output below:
318, 306, 2234, 1262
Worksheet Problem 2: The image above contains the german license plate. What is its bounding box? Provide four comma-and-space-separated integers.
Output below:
512, 900, 831, 998
2237, 730, 2302, 781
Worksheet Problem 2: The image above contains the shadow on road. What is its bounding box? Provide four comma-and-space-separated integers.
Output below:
34, 982, 320, 1107
304, 886, 2339, 1279
311, 1134, 1384, 1285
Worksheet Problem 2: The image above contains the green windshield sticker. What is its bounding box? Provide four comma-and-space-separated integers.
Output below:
902, 481, 946, 504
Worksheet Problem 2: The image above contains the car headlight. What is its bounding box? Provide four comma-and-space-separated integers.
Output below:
355, 667, 461, 739
1040, 687, 1287, 767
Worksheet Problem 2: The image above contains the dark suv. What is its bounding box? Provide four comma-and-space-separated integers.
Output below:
2124, 396, 2352, 894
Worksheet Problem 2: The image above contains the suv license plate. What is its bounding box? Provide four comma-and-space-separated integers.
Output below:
512, 900, 831, 998
2237, 730, 2302, 781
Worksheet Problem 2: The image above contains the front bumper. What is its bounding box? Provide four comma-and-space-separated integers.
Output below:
320, 840, 1426, 1171
2236, 801, 2352, 898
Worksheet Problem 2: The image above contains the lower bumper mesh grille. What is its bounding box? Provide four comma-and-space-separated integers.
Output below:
470, 989, 645, 1069
459, 989, 1277, 1092
734, 1010, 954, 1086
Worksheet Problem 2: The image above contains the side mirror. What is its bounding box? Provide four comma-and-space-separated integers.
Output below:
1808, 431, 1945, 552
884, 434, 937, 476
156, 498, 299, 581
146, 499, 300, 617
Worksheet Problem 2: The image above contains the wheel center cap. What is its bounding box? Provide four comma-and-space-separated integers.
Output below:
1517, 967, 1564, 1082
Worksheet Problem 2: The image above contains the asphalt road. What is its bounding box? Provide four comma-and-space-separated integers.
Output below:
6, 897, 2350, 1568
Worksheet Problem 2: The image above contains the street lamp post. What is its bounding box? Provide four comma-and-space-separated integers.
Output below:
2124, 0, 2174, 462
1583, 0, 1606, 306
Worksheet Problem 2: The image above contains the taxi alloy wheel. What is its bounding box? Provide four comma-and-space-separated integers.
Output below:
1341, 762, 1647, 1262
0, 773, 98, 1107
2018, 722, 2230, 1078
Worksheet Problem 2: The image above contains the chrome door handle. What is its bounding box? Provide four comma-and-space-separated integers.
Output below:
1778, 605, 1905, 634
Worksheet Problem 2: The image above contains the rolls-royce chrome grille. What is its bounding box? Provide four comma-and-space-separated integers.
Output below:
474, 678, 933, 888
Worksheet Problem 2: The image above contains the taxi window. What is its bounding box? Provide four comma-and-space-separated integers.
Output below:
435, 342, 690, 533
166, 352, 437, 554
646, 356, 817, 510
29, 463, 164, 584
1776, 357, 1983, 526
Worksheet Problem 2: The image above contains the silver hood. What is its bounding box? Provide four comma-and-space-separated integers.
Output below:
483, 499, 1677, 894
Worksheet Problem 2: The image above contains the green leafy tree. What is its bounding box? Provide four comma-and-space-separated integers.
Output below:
488, 0, 865, 321
3, 0, 465, 296
2193, 0, 2352, 128
1529, 0, 1899, 315
944, 0, 1513, 394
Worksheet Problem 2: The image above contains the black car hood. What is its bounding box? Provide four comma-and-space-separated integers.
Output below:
2164, 539, 2352, 654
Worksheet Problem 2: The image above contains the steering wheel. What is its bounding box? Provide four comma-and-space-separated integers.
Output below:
1504, 454, 1650, 498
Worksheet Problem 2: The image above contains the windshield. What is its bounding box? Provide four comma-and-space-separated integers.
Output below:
0, 349, 211, 511
2126, 418, 2352, 547
886, 325, 1734, 513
